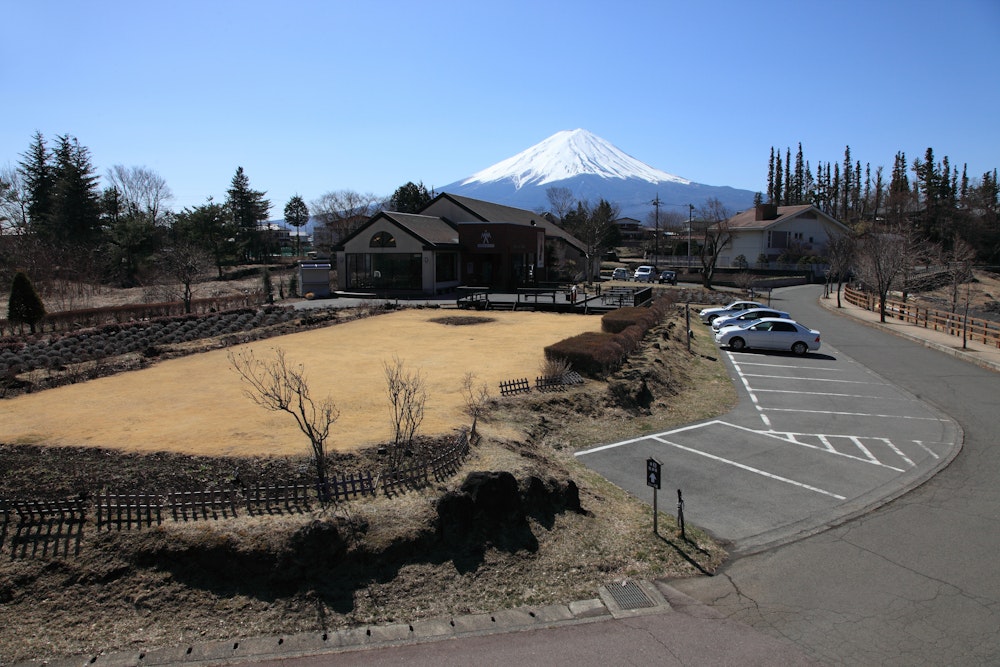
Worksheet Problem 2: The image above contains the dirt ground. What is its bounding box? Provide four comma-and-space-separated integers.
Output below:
0, 301, 736, 665
0, 310, 602, 456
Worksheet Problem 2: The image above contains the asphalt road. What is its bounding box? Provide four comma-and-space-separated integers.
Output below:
669, 285, 1000, 665
577, 293, 960, 555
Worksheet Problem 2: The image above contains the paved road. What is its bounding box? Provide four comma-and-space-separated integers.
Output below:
577, 297, 960, 554
670, 285, 1000, 665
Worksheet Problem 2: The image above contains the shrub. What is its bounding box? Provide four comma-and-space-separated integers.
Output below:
544, 332, 626, 378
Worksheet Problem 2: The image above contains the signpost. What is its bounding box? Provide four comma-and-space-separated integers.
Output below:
646, 458, 662, 534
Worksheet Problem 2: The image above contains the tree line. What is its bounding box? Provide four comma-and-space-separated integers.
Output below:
0, 132, 434, 308
763, 143, 999, 263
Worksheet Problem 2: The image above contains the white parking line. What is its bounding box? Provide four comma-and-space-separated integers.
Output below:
753, 388, 896, 399
765, 407, 943, 420
741, 373, 880, 384
650, 435, 847, 500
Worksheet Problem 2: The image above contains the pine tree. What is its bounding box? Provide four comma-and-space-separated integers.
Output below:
48, 135, 102, 246
17, 132, 54, 235
283, 194, 310, 257
767, 148, 775, 203
227, 167, 271, 263
7, 271, 46, 334
389, 181, 432, 213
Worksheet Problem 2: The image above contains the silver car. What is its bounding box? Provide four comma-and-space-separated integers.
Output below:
711, 308, 792, 331
698, 300, 766, 324
714, 318, 821, 355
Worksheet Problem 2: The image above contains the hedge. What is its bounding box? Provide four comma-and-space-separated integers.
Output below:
543, 293, 677, 378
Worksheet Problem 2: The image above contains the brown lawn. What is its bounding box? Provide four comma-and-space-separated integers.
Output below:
0, 309, 601, 457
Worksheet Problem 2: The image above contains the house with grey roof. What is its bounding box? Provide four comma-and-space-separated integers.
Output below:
333, 193, 593, 295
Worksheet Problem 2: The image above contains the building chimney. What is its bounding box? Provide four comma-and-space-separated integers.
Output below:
755, 203, 778, 221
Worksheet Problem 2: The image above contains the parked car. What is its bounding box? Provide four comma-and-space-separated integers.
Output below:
633, 265, 656, 282
714, 318, 821, 355
711, 308, 792, 331
657, 270, 677, 285
698, 300, 767, 324
611, 267, 630, 281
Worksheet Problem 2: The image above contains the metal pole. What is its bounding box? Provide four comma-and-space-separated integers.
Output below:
687, 204, 693, 269
677, 488, 685, 540
653, 486, 658, 535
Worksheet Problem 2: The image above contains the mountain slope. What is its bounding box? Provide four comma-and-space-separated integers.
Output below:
441, 129, 756, 219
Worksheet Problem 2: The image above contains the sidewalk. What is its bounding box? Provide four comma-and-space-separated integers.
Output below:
819, 292, 1000, 374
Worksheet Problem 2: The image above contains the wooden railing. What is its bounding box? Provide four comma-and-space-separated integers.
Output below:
843, 286, 1000, 349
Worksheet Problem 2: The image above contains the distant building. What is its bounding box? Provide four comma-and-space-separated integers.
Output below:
715, 204, 849, 267
333, 193, 593, 294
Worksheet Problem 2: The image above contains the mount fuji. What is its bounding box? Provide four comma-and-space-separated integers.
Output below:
439, 129, 757, 221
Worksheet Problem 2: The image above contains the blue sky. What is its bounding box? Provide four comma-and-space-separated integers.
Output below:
3, 0, 998, 216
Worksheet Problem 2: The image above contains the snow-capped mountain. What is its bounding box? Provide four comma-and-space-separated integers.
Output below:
440, 129, 756, 220
462, 129, 691, 188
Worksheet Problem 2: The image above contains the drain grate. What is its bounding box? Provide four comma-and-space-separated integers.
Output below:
606, 580, 655, 610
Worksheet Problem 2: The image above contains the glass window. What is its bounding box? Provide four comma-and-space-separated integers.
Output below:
370, 231, 396, 248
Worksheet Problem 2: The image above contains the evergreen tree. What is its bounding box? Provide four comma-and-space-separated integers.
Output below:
7, 271, 46, 334
283, 194, 310, 257
784, 148, 792, 206
389, 181, 432, 213
226, 167, 271, 263
773, 151, 783, 205
17, 132, 54, 235
172, 199, 237, 278
48, 134, 102, 246
767, 147, 775, 203
794, 143, 805, 205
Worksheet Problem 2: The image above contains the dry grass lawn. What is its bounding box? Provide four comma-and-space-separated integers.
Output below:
0, 309, 602, 456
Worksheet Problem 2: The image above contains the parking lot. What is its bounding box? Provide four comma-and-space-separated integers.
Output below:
577, 336, 960, 554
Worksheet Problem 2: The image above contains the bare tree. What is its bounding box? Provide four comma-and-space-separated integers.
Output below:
697, 198, 734, 289
826, 231, 856, 307
105, 165, 173, 226
157, 241, 212, 312
383, 355, 426, 471
854, 222, 926, 322
0, 165, 29, 234
311, 190, 384, 251
229, 347, 339, 501
944, 236, 976, 313
460, 371, 491, 431
545, 186, 575, 223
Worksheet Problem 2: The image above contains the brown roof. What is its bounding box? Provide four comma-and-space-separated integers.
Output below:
430, 193, 586, 252
723, 205, 844, 231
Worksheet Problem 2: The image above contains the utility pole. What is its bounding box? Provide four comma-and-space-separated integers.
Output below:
687, 203, 694, 268
651, 194, 662, 261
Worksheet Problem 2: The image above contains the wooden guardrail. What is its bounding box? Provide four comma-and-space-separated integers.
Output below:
843, 286, 1000, 349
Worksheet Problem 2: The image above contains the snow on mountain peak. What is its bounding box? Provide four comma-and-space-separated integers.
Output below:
462, 129, 690, 189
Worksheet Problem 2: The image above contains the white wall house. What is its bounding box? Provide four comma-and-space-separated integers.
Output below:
718, 204, 850, 267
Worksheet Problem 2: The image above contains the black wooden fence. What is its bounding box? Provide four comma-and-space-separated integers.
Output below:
1, 426, 478, 558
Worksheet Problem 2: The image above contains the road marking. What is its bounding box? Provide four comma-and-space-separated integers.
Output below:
878, 437, 915, 467
731, 357, 772, 428
650, 435, 847, 500
764, 407, 944, 420
752, 388, 898, 399
735, 361, 846, 372
913, 440, 940, 459
741, 373, 880, 384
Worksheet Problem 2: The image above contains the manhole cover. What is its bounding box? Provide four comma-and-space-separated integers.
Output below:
606, 580, 655, 610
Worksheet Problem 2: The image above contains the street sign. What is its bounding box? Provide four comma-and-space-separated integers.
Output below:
646, 458, 661, 490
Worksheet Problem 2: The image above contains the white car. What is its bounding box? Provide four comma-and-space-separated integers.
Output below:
711, 308, 792, 331
633, 265, 656, 282
714, 318, 821, 355
698, 300, 767, 324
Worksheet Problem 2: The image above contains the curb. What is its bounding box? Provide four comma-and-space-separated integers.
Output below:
36, 580, 679, 667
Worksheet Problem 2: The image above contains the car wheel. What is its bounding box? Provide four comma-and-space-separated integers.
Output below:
791, 341, 808, 355
730, 337, 746, 351
706, 314, 718, 323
